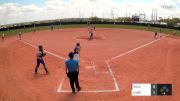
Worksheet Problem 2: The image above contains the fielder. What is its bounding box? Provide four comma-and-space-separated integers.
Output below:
33, 29, 36, 33
51, 25, 54, 31
173, 30, 176, 36
18, 32, 22, 40
1, 33, 4, 42
154, 32, 158, 39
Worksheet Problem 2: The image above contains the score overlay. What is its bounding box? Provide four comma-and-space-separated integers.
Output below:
131, 83, 172, 96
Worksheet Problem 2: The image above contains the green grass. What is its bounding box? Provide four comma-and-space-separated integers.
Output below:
96, 24, 180, 36
1, 24, 180, 36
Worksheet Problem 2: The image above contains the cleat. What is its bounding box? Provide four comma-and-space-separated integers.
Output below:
77, 87, 81, 92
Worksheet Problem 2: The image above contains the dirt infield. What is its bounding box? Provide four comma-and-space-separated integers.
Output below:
0, 28, 179, 101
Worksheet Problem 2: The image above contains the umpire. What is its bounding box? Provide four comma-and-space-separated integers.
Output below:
65, 52, 81, 93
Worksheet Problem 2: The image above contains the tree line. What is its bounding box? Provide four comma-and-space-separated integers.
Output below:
90, 16, 180, 26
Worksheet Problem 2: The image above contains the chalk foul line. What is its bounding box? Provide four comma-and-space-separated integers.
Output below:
105, 61, 120, 91
19, 40, 67, 60
109, 38, 162, 62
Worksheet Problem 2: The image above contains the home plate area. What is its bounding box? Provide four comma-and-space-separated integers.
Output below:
57, 60, 119, 92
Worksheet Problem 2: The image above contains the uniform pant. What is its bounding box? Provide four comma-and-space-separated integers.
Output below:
35, 59, 48, 73
67, 71, 80, 92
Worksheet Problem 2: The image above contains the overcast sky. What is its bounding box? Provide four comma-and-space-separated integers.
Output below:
0, 0, 180, 25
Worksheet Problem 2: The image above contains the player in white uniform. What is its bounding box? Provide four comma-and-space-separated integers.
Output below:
1, 33, 4, 42
18, 32, 22, 40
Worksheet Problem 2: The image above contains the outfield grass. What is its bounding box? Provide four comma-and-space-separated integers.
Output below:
96, 24, 180, 36
1, 24, 180, 36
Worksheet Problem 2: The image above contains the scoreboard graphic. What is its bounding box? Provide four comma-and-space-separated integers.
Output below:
131, 83, 172, 96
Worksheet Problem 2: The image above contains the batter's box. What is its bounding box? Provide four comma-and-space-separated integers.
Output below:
57, 61, 120, 93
